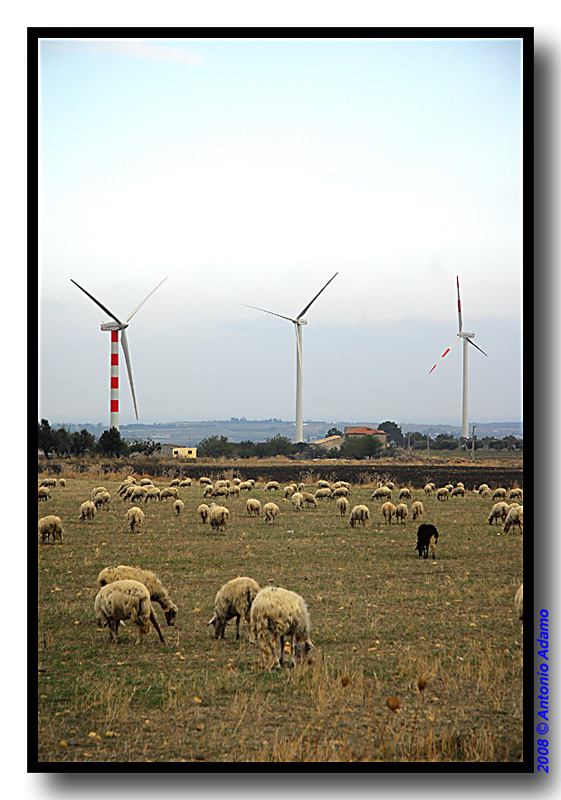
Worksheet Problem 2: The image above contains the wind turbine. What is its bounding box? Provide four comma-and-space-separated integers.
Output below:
429, 275, 487, 439
245, 272, 338, 443
71, 277, 167, 430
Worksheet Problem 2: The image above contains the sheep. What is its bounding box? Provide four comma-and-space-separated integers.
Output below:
199, 477, 212, 486
503, 506, 523, 534
411, 500, 424, 522
214, 479, 230, 489
139, 478, 154, 486
265, 481, 281, 492
301, 491, 318, 508
94, 580, 165, 644
160, 487, 179, 501
423, 483, 435, 496
169, 478, 180, 487
317, 480, 331, 490
370, 487, 388, 501
509, 487, 523, 501
210, 485, 229, 499
480, 488, 491, 498
514, 583, 523, 626
59, 479, 66, 487
179, 478, 192, 488
197, 503, 210, 524
314, 488, 333, 501
415, 523, 439, 559
118, 477, 137, 495
398, 488, 412, 501
263, 502, 280, 524
450, 486, 465, 498
385, 481, 395, 491
284, 484, 297, 498
291, 492, 304, 511
228, 485, 240, 498
208, 576, 261, 641
239, 481, 253, 492
144, 486, 161, 503
38, 515, 63, 544
478, 483, 490, 495
337, 496, 349, 517
173, 499, 185, 516
203, 484, 214, 498
488, 502, 509, 526
492, 487, 507, 500
349, 504, 370, 527
395, 503, 408, 524
38, 487, 50, 501
332, 486, 349, 499
123, 485, 137, 501
436, 487, 449, 501
209, 505, 230, 533
97, 565, 178, 627
39, 478, 57, 488
91, 486, 107, 500
232, 477, 242, 486
250, 586, 313, 669
125, 506, 145, 533
130, 486, 148, 503
246, 498, 261, 517
445, 484, 454, 493
93, 490, 111, 511
381, 501, 396, 524
79, 500, 96, 523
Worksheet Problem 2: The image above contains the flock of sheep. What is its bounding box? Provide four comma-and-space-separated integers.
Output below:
38, 472, 524, 668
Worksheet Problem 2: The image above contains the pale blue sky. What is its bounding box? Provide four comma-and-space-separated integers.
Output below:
39, 35, 524, 428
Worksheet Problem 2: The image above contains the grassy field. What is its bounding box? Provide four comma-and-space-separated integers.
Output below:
36, 468, 524, 763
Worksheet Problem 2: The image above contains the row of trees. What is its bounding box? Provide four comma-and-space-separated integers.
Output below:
38, 420, 161, 459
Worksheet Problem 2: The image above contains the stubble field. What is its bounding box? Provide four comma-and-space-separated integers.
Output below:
36, 468, 524, 763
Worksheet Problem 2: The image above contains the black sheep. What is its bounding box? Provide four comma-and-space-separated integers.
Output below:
415, 523, 439, 559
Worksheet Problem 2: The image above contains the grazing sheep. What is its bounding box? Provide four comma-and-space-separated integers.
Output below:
239, 481, 253, 492
450, 486, 465, 498
93, 490, 111, 511
198, 503, 210, 524
317, 480, 331, 490
209, 505, 230, 533
59, 479, 66, 487
215, 479, 230, 489
210, 485, 229, 499
509, 488, 523, 501
488, 502, 509, 526
445, 484, 454, 493
411, 500, 424, 522
179, 478, 192, 488
139, 478, 154, 487
228, 485, 240, 498
503, 506, 523, 534
208, 576, 261, 640
291, 492, 304, 511
265, 481, 281, 492
122, 485, 137, 501
337, 496, 349, 517
246, 498, 261, 517
480, 488, 492, 498
38, 515, 63, 544
199, 477, 212, 486
125, 506, 145, 533
263, 502, 280, 524
169, 478, 180, 487
250, 586, 313, 669
349, 504, 370, 527
398, 488, 412, 501
415, 523, 439, 559
39, 478, 57, 488
478, 483, 490, 495
38, 487, 50, 501
315, 487, 333, 501
492, 487, 507, 500
118, 477, 137, 495
381, 501, 396, 524
130, 486, 148, 503
395, 503, 408, 524
232, 477, 242, 486
514, 583, 523, 627
79, 500, 96, 523
144, 486, 161, 503
436, 487, 449, 501
91, 486, 107, 500
160, 487, 179, 501
284, 484, 297, 498
371, 487, 387, 501
94, 580, 165, 644
332, 486, 349, 499
173, 499, 185, 515
301, 492, 318, 508
97, 565, 178, 627
424, 483, 435, 496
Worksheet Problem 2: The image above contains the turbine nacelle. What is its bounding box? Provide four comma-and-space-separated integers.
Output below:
100, 322, 127, 332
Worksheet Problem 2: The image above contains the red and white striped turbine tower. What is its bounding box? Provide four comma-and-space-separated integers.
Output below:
429, 275, 488, 439
71, 278, 167, 430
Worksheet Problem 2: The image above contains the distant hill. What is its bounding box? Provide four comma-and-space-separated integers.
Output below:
50, 418, 523, 444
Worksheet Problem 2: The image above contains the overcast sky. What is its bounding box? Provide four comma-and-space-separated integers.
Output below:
38, 35, 524, 430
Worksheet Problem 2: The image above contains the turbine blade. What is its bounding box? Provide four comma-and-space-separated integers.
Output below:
125, 277, 168, 323
71, 279, 124, 327
456, 275, 463, 332
429, 335, 460, 374
242, 304, 296, 323
467, 338, 488, 357
297, 272, 338, 320
120, 328, 139, 420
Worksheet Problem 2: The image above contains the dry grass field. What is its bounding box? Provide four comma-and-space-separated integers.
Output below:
36, 467, 524, 763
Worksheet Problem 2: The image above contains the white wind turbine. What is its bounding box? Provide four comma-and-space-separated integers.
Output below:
245, 272, 338, 443
429, 275, 487, 439
71, 277, 167, 430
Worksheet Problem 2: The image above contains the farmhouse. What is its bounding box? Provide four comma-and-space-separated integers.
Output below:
160, 444, 197, 459
311, 434, 345, 451
344, 426, 388, 450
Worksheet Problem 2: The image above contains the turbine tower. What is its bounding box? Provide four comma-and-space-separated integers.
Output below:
71, 277, 167, 430
429, 275, 487, 439
245, 272, 338, 443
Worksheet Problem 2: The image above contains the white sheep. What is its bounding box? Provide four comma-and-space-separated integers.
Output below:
301, 491, 318, 508
198, 503, 210, 524
125, 506, 145, 533
179, 478, 192, 488
265, 481, 281, 492
436, 487, 449, 501
314, 488, 333, 501
94, 579, 165, 644
478, 483, 490, 495
503, 505, 523, 534
370, 487, 388, 501
488, 502, 509, 526
79, 501, 96, 523
38, 487, 50, 501
381, 501, 396, 524
398, 488, 412, 501
246, 498, 261, 517
199, 477, 212, 486
317, 480, 331, 490
337, 496, 349, 517
291, 492, 304, 511
228, 485, 240, 497
97, 565, 178, 627
209, 505, 230, 533
263, 502, 280, 524
39, 478, 57, 488
38, 515, 63, 544
208, 576, 261, 640
93, 490, 111, 511
203, 484, 214, 498
492, 488, 507, 500
331, 486, 349, 499
411, 500, 424, 522
130, 486, 148, 503
91, 486, 107, 500
349, 504, 370, 527
173, 499, 185, 515
144, 486, 161, 503
139, 478, 154, 487
284, 484, 297, 498
423, 483, 435, 496
160, 487, 179, 501
509, 487, 523, 501
169, 478, 180, 487
450, 486, 465, 498
239, 481, 253, 492
250, 586, 313, 669
395, 503, 408, 524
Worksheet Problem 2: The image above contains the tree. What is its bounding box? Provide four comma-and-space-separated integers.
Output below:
97, 427, 128, 458
38, 419, 56, 458
70, 429, 97, 456
197, 435, 234, 458
127, 438, 161, 456
377, 421, 404, 446
262, 435, 293, 457
339, 435, 383, 459
326, 427, 343, 437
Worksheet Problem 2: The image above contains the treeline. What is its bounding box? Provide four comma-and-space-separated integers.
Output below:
38, 420, 161, 459
196, 434, 383, 459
